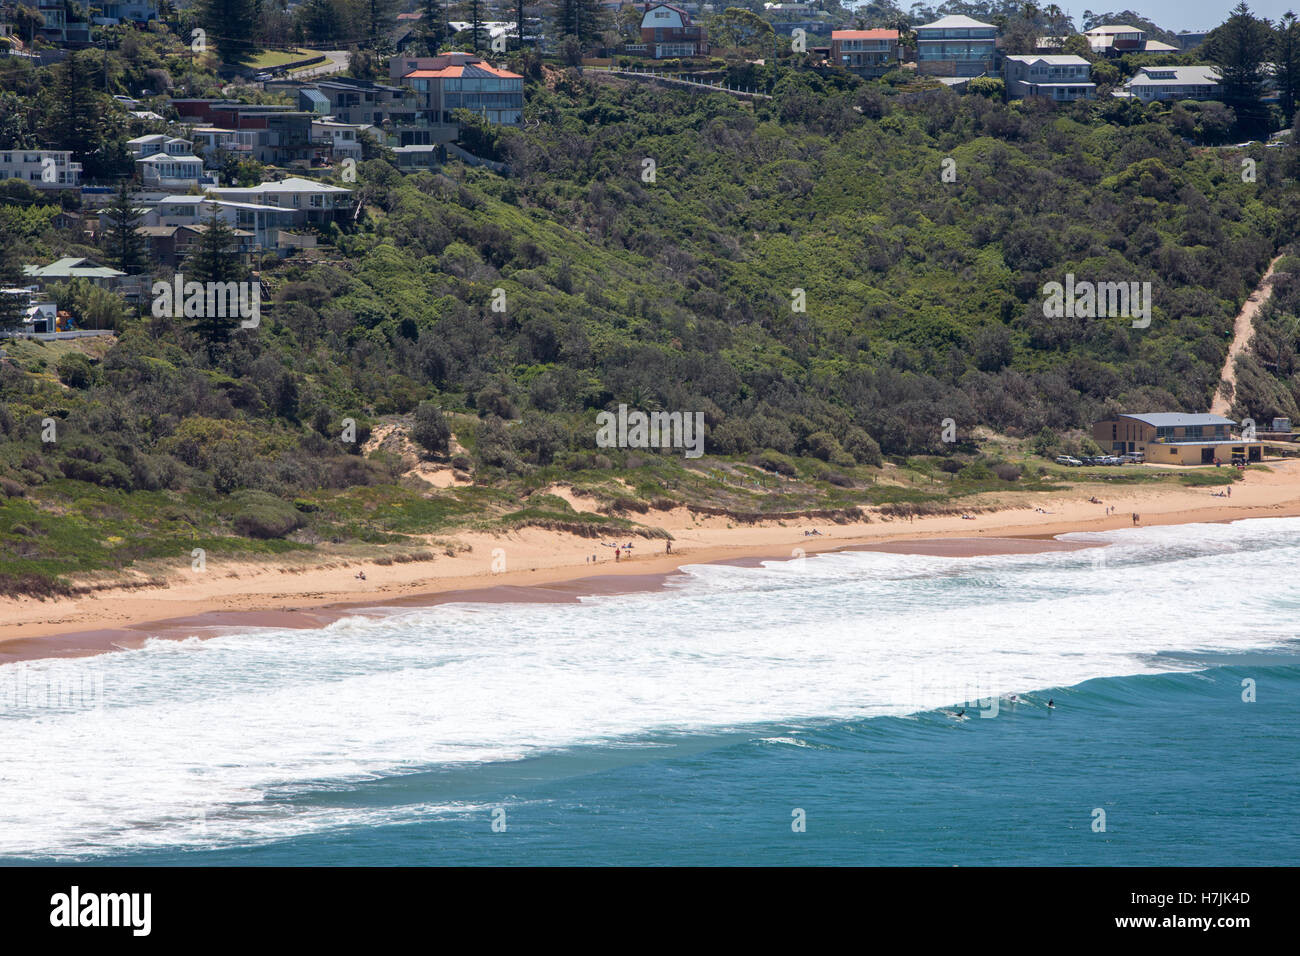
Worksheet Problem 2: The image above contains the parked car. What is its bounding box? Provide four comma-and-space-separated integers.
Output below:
1103, 456, 1125, 466
1055, 455, 1083, 466
1122, 452, 1145, 463
254, 72, 273, 82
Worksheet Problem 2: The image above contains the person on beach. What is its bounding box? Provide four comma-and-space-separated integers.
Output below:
615, 548, 620, 562
1227, 486, 1231, 498
666, 541, 672, 554
1132, 512, 1139, 525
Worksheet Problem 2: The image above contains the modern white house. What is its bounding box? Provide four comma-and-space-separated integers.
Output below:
1003, 54, 1096, 101
915, 15, 998, 77
141, 196, 297, 251
188, 127, 259, 168
136, 152, 209, 189
205, 177, 353, 225
1082, 24, 1180, 55
311, 120, 365, 163
0, 149, 82, 189
127, 134, 196, 159
1122, 65, 1223, 102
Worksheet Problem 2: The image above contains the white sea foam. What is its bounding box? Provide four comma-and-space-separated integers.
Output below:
2, 517, 1297, 857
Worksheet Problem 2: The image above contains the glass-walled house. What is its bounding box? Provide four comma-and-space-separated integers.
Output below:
915, 15, 997, 77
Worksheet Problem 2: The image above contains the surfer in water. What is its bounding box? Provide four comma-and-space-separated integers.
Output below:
1047, 699, 1055, 709
956, 709, 965, 719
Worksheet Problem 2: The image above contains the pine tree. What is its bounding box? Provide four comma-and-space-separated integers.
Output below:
197, 0, 258, 62
0, 232, 23, 334
46, 54, 103, 162
101, 181, 146, 276
557, 0, 602, 45
184, 213, 246, 354
1276, 12, 1300, 125
1206, 2, 1272, 136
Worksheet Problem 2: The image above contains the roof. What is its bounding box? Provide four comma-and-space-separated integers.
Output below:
1143, 40, 1180, 52
1085, 24, 1144, 35
1115, 413, 1236, 427
207, 177, 351, 196
1129, 65, 1221, 85
831, 29, 898, 40
22, 257, 125, 279
137, 153, 202, 164
917, 15, 995, 30
403, 62, 522, 80
1005, 54, 1089, 65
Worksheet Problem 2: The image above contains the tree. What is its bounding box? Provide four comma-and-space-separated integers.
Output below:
196, 0, 258, 63
1275, 12, 1300, 124
1206, 2, 1272, 135
13, 4, 42, 45
100, 180, 146, 275
44, 54, 104, 162
411, 402, 451, 455
184, 212, 246, 353
556, 0, 602, 46
0, 231, 22, 334
708, 8, 775, 53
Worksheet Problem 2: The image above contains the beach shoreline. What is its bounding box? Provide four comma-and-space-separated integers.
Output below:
4, 459, 1300, 663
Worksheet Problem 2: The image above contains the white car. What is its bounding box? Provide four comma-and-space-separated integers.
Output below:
1055, 455, 1083, 466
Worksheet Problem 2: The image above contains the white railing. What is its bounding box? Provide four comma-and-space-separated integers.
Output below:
0, 329, 116, 340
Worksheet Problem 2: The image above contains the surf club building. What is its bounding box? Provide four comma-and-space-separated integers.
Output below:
1091, 412, 1264, 465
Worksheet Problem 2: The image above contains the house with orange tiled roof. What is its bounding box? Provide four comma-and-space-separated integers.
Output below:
390, 52, 524, 127
830, 29, 899, 78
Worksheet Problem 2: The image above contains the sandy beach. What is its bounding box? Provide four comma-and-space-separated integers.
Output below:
4, 458, 1300, 661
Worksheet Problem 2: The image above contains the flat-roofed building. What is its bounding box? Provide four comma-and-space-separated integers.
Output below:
1092, 412, 1264, 464
830, 29, 899, 78
915, 15, 997, 77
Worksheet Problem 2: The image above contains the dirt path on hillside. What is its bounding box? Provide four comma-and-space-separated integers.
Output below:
1212, 255, 1283, 415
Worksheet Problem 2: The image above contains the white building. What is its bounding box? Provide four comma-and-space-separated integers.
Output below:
141, 196, 296, 251
311, 120, 365, 163
127, 134, 196, 160
136, 152, 208, 189
1123, 65, 1222, 102
0, 149, 82, 189
205, 177, 353, 224
1003, 55, 1096, 101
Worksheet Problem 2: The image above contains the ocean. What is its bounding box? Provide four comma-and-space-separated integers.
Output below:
2, 518, 1297, 866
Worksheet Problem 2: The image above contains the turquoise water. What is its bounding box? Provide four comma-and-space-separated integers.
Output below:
2, 519, 1298, 865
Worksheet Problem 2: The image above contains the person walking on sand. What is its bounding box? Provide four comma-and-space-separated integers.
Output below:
1132, 513, 1139, 525
615, 548, 620, 562
1227, 486, 1231, 498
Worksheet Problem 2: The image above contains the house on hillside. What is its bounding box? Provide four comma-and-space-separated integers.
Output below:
830, 29, 899, 78
1003, 54, 1096, 101
22, 257, 126, 289
136, 223, 255, 269
393, 52, 524, 129
1091, 413, 1263, 464
1082, 25, 1180, 56
1122, 65, 1222, 102
205, 177, 353, 225
0, 148, 81, 189
915, 15, 997, 77
639, 3, 708, 60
